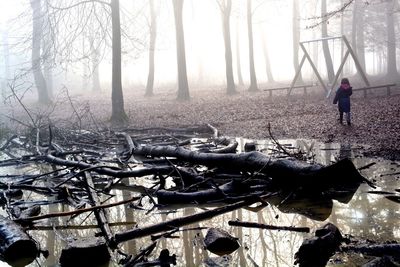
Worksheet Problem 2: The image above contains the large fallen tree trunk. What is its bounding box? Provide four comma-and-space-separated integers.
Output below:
132, 145, 370, 190
111, 195, 269, 247
0, 216, 38, 266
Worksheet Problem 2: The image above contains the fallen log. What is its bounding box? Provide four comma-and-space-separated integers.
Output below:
43, 154, 175, 178
112, 195, 270, 247
132, 145, 370, 191
0, 216, 38, 266
294, 223, 342, 267
59, 237, 110, 267
343, 243, 400, 258
156, 180, 254, 204
15, 196, 140, 224
204, 228, 239, 256
228, 220, 310, 233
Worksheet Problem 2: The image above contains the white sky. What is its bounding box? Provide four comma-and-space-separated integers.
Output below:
0, 0, 366, 91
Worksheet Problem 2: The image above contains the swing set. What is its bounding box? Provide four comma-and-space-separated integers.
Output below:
288, 35, 370, 98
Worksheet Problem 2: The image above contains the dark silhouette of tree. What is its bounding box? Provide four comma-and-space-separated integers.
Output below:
386, 0, 399, 82
217, 0, 236, 95
172, 0, 190, 101
235, 17, 244, 86
321, 0, 335, 83
30, 0, 51, 104
110, 0, 128, 125
145, 0, 158, 97
292, 0, 303, 84
352, 0, 366, 73
247, 0, 258, 91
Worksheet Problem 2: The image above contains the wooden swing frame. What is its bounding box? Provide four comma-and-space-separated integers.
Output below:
288, 35, 370, 98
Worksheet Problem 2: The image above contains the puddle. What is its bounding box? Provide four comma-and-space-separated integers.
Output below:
0, 138, 399, 266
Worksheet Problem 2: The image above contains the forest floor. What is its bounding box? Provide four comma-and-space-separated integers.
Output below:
1, 84, 400, 160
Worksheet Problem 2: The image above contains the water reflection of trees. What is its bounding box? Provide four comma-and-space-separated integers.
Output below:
4, 139, 399, 266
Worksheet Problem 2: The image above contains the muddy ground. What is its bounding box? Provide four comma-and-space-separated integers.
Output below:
1, 85, 399, 160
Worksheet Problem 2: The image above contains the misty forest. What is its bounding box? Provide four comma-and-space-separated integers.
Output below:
0, 0, 400, 266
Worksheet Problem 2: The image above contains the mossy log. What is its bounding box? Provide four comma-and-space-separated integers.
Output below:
0, 216, 38, 266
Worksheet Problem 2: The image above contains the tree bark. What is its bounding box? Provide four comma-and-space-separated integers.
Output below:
235, 17, 244, 86
386, 0, 399, 81
247, 0, 258, 91
292, 0, 303, 84
173, 0, 190, 101
220, 0, 236, 95
30, 0, 51, 104
145, 0, 157, 97
0, 216, 38, 266
321, 0, 335, 83
110, 0, 128, 125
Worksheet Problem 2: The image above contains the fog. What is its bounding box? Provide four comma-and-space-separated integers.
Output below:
0, 0, 399, 105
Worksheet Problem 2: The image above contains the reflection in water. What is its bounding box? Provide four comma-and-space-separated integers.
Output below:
0, 139, 399, 266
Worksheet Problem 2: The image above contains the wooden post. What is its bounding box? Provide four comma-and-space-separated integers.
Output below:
288, 54, 307, 95
299, 43, 328, 94
327, 50, 350, 98
342, 36, 370, 87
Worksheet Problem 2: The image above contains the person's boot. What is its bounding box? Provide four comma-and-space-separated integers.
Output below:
347, 121, 351, 126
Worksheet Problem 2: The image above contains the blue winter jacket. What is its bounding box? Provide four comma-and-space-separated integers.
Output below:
333, 86, 352, 113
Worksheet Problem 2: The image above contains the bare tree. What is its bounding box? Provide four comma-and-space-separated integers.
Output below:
247, 0, 258, 91
217, 0, 236, 95
1, 30, 10, 100
110, 0, 128, 125
235, 16, 244, 86
172, 0, 190, 101
321, 0, 335, 83
386, 0, 399, 81
292, 0, 303, 84
145, 0, 158, 97
30, 0, 51, 104
351, 0, 366, 73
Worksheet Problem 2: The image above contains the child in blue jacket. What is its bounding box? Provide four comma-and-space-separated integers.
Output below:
333, 78, 352, 125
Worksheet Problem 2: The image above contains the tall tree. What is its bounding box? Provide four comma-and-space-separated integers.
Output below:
321, 0, 335, 83
1, 30, 10, 99
386, 0, 399, 81
247, 0, 258, 91
145, 0, 158, 97
172, 0, 190, 101
217, 0, 236, 95
292, 0, 303, 84
235, 17, 244, 86
351, 0, 366, 73
110, 0, 128, 125
30, 0, 51, 104
261, 33, 274, 83
90, 35, 101, 92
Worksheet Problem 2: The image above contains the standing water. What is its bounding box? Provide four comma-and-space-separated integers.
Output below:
0, 138, 399, 266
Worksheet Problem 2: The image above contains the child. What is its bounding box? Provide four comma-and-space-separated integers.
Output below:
333, 78, 352, 125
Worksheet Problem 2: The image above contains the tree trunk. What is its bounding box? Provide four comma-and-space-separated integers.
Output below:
30, 0, 51, 104
110, 0, 128, 125
292, 0, 303, 84
355, 0, 365, 71
386, 0, 399, 81
90, 42, 101, 92
145, 0, 157, 97
1, 30, 10, 99
173, 0, 190, 101
221, 0, 236, 95
261, 32, 274, 83
321, 0, 335, 83
247, 0, 258, 91
0, 216, 38, 266
235, 17, 244, 86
